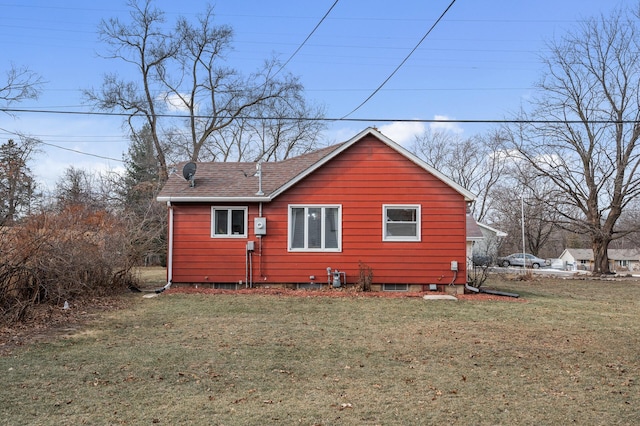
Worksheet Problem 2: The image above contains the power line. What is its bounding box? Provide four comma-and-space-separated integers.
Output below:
341, 0, 458, 119
2, 107, 637, 124
0, 126, 124, 162
273, 0, 339, 77
39, 141, 124, 162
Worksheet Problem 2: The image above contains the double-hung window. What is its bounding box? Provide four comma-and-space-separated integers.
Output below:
383, 205, 421, 241
289, 205, 341, 251
211, 207, 247, 238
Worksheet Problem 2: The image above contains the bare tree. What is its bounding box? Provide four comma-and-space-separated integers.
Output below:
409, 128, 507, 222
86, 0, 321, 178
507, 4, 640, 274
1, 63, 43, 107
237, 91, 326, 162
610, 200, 640, 249
85, 0, 178, 181
54, 166, 102, 211
491, 162, 560, 257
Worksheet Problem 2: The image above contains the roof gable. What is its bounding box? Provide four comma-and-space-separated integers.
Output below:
157, 127, 476, 203
477, 222, 508, 237
561, 248, 593, 261
560, 248, 640, 261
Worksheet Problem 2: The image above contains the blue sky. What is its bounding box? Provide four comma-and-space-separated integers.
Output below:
0, 0, 625, 189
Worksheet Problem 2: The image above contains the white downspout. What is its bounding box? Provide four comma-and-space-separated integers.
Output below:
165, 201, 174, 290
258, 202, 263, 282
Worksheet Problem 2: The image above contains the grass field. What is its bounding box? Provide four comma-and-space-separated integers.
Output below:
1, 275, 639, 425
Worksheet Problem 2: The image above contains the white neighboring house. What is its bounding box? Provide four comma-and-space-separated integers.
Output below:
466, 214, 484, 271
474, 222, 507, 262
466, 214, 507, 266
559, 248, 640, 272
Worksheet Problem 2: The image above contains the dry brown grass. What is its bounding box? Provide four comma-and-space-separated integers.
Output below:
132, 265, 167, 287
0, 273, 638, 425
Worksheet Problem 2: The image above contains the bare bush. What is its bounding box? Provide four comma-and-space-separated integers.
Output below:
355, 261, 373, 292
0, 206, 137, 323
467, 263, 490, 289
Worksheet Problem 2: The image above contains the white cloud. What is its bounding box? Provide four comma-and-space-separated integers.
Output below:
429, 115, 464, 134
378, 121, 426, 146
325, 126, 361, 145
0, 113, 129, 191
164, 93, 192, 113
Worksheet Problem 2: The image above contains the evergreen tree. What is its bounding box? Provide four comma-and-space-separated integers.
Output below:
0, 138, 38, 225
121, 124, 162, 206
119, 125, 167, 266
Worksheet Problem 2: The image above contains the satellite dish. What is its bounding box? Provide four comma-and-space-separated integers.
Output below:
182, 162, 197, 187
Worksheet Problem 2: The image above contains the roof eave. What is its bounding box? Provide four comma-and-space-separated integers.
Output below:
157, 195, 271, 203
477, 222, 508, 237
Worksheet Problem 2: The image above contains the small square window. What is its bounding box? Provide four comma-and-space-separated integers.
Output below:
212, 207, 247, 238
383, 205, 421, 241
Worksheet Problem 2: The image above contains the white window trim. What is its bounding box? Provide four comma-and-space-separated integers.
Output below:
288, 204, 342, 252
211, 206, 248, 238
382, 204, 421, 242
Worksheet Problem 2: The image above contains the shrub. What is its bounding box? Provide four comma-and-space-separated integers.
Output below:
0, 206, 137, 323
355, 261, 373, 292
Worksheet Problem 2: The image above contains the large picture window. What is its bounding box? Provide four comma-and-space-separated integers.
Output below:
289, 205, 341, 251
383, 205, 421, 241
211, 207, 247, 238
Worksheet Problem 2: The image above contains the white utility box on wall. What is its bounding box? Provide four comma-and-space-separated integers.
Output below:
254, 217, 267, 235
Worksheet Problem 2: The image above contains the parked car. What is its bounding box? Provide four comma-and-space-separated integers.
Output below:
498, 253, 549, 269
472, 254, 492, 267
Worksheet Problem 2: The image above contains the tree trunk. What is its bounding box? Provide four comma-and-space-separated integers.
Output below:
592, 237, 611, 275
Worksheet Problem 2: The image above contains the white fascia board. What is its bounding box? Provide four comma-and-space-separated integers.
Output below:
157, 195, 271, 203
477, 222, 508, 237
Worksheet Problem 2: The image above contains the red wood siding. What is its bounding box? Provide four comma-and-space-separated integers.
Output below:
171, 204, 260, 283
169, 136, 468, 286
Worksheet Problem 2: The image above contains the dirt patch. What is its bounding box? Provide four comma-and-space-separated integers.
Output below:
0, 296, 130, 356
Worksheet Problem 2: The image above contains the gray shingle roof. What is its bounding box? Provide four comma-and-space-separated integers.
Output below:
466, 214, 484, 241
157, 143, 345, 201
563, 248, 640, 261
157, 127, 476, 203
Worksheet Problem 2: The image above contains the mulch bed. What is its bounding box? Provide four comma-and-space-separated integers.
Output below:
165, 286, 525, 302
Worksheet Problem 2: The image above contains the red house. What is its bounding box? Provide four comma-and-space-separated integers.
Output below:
157, 128, 475, 293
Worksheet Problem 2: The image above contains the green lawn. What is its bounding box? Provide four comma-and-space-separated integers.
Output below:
1, 277, 639, 425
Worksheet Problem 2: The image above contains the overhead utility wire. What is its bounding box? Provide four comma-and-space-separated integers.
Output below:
0, 126, 123, 162
3, 108, 636, 125
38, 141, 124, 162
341, 0, 458, 119
273, 0, 339, 77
